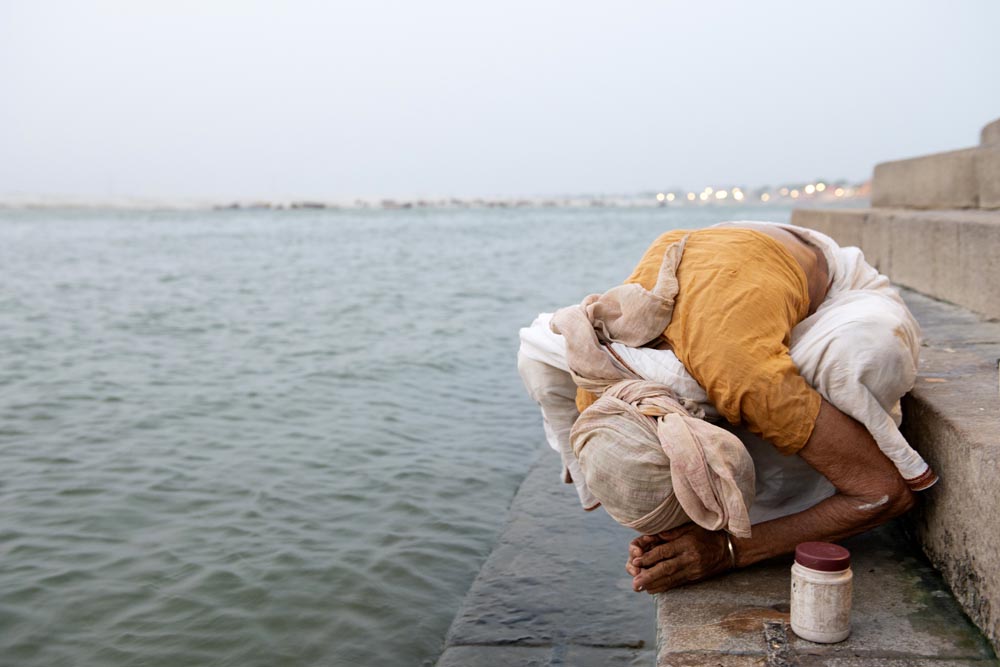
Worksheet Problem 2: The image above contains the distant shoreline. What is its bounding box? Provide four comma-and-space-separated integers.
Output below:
0, 188, 870, 213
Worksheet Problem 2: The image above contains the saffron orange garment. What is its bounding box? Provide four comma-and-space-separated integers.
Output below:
577, 228, 822, 454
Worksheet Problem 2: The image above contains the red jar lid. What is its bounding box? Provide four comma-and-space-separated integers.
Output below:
795, 542, 851, 572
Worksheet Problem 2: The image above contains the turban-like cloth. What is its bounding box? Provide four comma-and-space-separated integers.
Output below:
550, 235, 755, 537
571, 380, 755, 538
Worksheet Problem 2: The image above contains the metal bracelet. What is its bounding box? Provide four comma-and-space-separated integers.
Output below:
725, 534, 737, 570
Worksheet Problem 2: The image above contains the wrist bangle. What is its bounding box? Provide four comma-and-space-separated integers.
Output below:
725, 534, 737, 570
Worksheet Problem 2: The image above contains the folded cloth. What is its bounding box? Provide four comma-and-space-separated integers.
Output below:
572, 380, 755, 538
548, 235, 687, 396
518, 221, 936, 517
517, 353, 601, 510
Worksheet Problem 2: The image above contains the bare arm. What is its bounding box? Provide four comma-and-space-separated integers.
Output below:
628, 399, 915, 593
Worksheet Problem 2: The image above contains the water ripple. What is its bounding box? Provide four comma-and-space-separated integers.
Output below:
0, 205, 790, 666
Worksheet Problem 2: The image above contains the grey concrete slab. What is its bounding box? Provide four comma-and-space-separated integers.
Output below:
655, 522, 995, 664
898, 291, 1000, 656
982, 117, 1000, 146
436, 452, 656, 664
868, 137, 1000, 211
436, 645, 552, 666
563, 646, 657, 666
873, 148, 981, 210
436, 644, 657, 666
976, 145, 1000, 209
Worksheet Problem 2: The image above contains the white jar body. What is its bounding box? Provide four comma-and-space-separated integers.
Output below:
790, 561, 853, 643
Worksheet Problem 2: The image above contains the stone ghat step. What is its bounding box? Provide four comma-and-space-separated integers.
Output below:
897, 289, 1000, 656
869, 116, 1000, 210
655, 520, 997, 667
872, 145, 1000, 210
982, 118, 1000, 147
435, 450, 657, 666
790, 207, 1000, 320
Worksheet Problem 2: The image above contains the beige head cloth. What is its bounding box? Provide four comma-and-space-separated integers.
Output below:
550, 236, 687, 397
571, 380, 755, 538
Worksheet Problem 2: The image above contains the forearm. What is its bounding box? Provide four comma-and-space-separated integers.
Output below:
735, 399, 915, 567
731, 488, 906, 568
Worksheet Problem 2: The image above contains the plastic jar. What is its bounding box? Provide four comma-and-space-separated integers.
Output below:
790, 542, 853, 643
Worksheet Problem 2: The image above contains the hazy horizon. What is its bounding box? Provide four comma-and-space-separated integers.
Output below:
2, 1, 999, 201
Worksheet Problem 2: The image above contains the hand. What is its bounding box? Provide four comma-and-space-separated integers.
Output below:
625, 524, 731, 594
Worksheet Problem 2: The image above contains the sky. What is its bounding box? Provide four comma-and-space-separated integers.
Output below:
2, 0, 999, 201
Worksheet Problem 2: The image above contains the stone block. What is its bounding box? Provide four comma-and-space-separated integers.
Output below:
564, 646, 656, 666
436, 452, 655, 664
881, 209, 1000, 318
881, 210, 963, 306
897, 291, 1000, 656
872, 148, 980, 209
976, 144, 1000, 209
981, 116, 1000, 146
435, 645, 552, 666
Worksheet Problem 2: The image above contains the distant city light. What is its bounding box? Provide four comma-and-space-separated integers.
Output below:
620, 180, 862, 207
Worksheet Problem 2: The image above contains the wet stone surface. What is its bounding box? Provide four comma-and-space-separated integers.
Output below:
435, 451, 656, 665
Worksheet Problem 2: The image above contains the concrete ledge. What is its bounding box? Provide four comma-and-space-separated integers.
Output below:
436, 645, 655, 666
790, 207, 1000, 319
870, 115, 1000, 210
435, 451, 656, 666
979, 145, 1000, 209
898, 290, 1000, 656
873, 148, 982, 209
982, 117, 1000, 146
655, 520, 996, 666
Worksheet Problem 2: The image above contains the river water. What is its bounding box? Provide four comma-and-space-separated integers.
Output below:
0, 205, 792, 666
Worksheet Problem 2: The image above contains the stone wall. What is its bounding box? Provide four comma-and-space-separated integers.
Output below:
871, 123, 1000, 210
